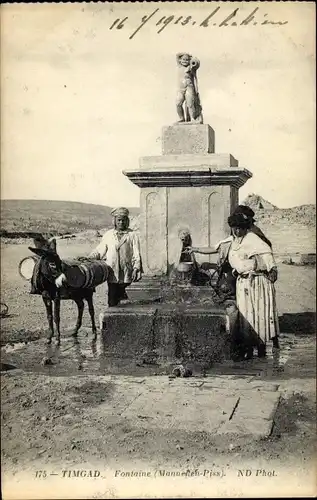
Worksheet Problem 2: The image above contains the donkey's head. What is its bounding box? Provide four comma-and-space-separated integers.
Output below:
28, 236, 63, 289
32, 235, 57, 253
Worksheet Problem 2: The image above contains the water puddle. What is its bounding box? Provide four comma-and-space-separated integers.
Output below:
0, 331, 310, 380
1, 293, 314, 382
2, 342, 26, 354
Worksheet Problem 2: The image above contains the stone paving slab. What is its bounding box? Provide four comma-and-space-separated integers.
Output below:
233, 392, 281, 421
117, 376, 280, 393
92, 379, 282, 437
217, 418, 274, 437
216, 390, 280, 437
201, 379, 280, 392
122, 390, 239, 432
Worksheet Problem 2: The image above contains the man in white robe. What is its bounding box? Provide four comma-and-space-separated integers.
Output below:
89, 207, 142, 307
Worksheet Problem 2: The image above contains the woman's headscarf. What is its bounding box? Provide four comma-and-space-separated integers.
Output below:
233, 205, 255, 222
227, 213, 252, 229
230, 205, 272, 248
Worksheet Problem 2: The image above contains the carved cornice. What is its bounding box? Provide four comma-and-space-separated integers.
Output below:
123, 167, 252, 188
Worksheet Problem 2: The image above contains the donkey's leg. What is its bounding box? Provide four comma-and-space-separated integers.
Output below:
53, 297, 61, 345
42, 296, 54, 344
86, 293, 97, 340
72, 298, 84, 337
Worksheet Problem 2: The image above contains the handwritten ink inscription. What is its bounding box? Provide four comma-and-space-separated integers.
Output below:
109, 7, 288, 40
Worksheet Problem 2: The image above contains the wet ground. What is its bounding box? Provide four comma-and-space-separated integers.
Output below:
0, 328, 314, 381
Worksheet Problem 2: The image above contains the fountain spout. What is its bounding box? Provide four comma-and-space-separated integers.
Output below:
175, 229, 214, 287
176, 229, 197, 283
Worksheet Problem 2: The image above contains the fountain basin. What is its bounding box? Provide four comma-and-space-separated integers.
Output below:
100, 302, 239, 372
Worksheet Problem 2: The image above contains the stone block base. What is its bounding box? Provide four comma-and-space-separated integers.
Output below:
162, 124, 215, 155
126, 276, 163, 302
100, 303, 239, 372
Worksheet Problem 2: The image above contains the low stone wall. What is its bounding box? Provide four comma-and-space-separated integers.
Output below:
276, 253, 316, 266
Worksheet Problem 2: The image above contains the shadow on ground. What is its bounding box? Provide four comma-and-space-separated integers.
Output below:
279, 312, 316, 334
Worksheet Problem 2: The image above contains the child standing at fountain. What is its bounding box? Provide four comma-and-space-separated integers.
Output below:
187, 213, 280, 358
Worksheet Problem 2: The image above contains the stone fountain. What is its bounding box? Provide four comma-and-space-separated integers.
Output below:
100, 53, 252, 372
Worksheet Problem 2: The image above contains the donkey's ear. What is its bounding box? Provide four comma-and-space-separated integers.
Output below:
48, 238, 57, 253
28, 246, 57, 259
28, 247, 48, 257
32, 235, 46, 249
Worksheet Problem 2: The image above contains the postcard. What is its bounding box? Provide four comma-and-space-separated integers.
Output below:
1, 2, 316, 499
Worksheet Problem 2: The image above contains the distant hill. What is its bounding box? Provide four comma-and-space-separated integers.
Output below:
0, 200, 139, 236
243, 193, 277, 211
241, 194, 316, 254
1, 197, 315, 254
242, 194, 316, 228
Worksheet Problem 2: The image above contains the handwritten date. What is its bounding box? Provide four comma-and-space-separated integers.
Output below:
109, 7, 288, 40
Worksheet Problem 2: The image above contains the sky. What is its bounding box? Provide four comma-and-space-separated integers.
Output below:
1, 2, 316, 209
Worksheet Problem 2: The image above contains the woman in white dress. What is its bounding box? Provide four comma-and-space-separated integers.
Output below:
187, 212, 280, 359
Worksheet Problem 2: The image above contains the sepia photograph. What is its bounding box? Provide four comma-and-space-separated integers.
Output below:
1, 2, 316, 498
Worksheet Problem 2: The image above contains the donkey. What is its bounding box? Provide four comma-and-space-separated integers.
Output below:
28, 236, 107, 345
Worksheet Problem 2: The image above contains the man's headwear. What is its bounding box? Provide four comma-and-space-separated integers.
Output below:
111, 207, 129, 218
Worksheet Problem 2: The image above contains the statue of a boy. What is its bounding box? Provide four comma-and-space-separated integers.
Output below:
176, 53, 203, 124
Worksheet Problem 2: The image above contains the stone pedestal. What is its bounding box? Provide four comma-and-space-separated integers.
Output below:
124, 124, 252, 283
162, 124, 215, 154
